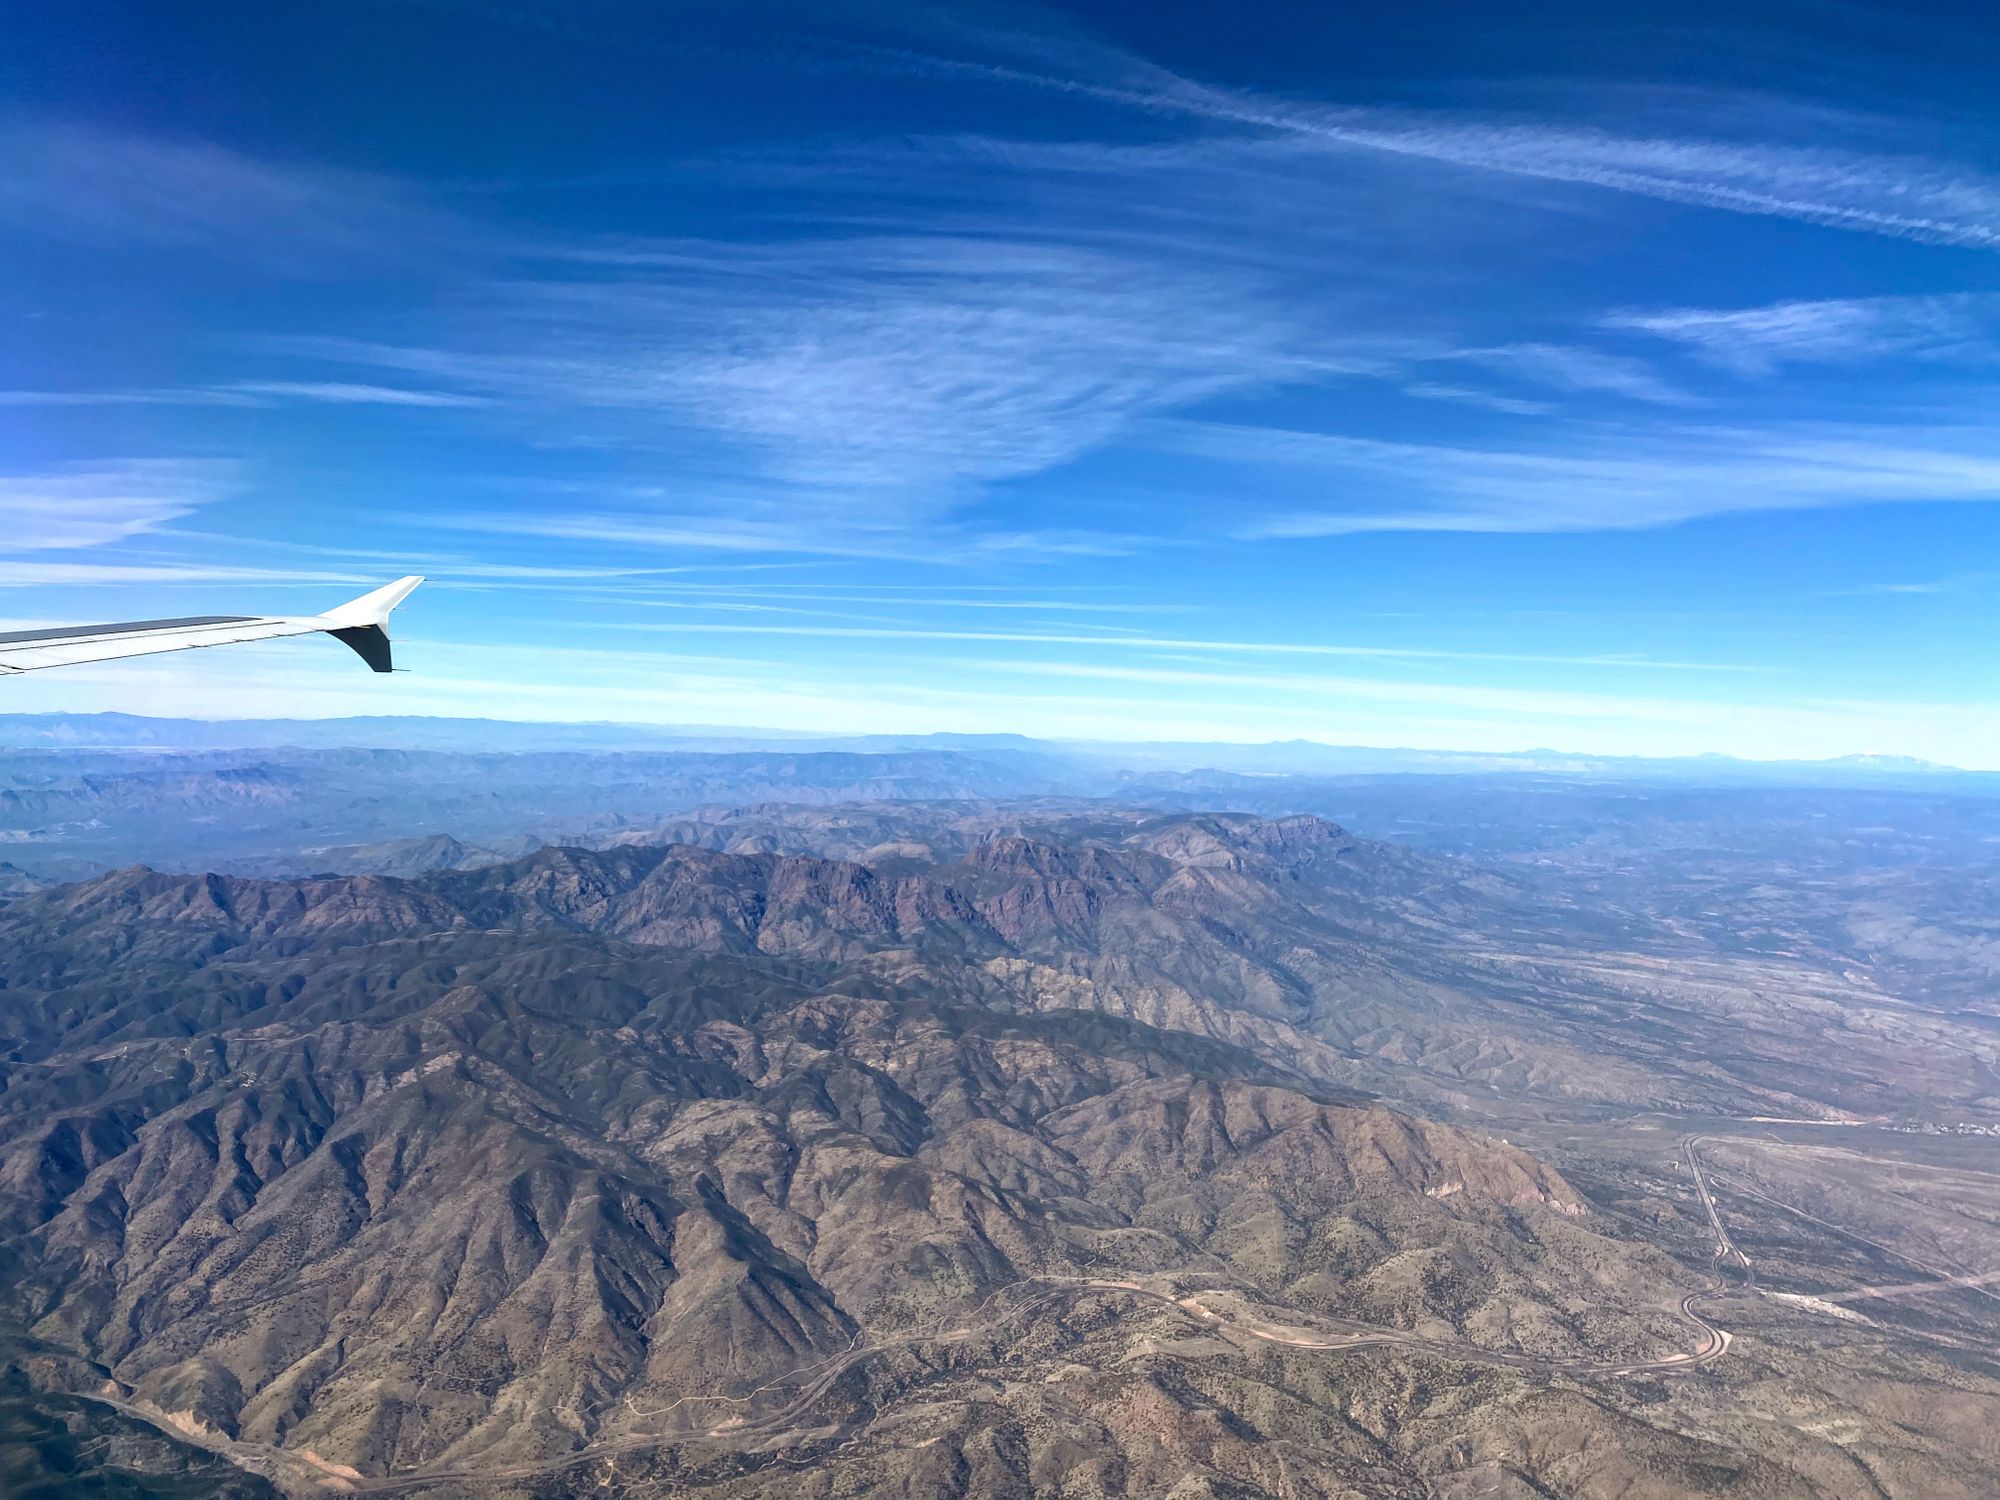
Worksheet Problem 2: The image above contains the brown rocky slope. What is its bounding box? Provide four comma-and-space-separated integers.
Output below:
3, 811, 1996, 1496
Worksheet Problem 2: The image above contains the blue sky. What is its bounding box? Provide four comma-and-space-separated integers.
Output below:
2, 0, 1996, 763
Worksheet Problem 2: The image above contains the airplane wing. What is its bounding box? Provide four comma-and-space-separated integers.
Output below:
0, 576, 424, 677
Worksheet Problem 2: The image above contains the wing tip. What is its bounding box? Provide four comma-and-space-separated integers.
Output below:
322, 575, 425, 630
321, 574, 422, 671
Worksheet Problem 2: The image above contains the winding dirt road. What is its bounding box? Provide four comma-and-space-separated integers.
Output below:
101, 1273, 1735, 1494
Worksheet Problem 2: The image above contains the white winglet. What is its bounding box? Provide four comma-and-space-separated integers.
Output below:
319, 575, 425, 630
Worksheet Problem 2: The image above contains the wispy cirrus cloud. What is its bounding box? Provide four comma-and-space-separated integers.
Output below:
599, 618, 1757, 672
1250, 110, 2000, 249
463, 11, 2000, 255
1606, 294, 2000, 374
327, 5, 2000, 248
441, 505, 921, 559
632, 589, 1173, 613
223, 381, 492, 407
1401, 383, 1555, 416
1823, 569, 1996, 598
0, 562, 369, 588
1158, 420, 2000, 535
908, 29, 2000, 249
0, 382, 484, 408
0, 122, 469, 271
0, 389, 260, 408
0, 460, 235, 552
439, 503, 1154, 563
278, 232, 1317, 493
54, 66, 1946, 569
1435, 342, 1699, 405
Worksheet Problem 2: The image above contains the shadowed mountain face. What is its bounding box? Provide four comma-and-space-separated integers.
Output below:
3, 811, 1998, 1497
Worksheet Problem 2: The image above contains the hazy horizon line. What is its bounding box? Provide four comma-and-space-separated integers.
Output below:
0, 707, 1978, 775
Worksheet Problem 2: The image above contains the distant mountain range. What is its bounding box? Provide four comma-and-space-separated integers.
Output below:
0, 712, 1985, 784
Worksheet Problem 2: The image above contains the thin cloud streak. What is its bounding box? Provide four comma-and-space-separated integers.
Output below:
438, 509, 938, 561
1438, 343, 1700, 405
0, 383, 489, 408
0, 120, 472, 271
599, 619, 1761, 671
1606, 294, 2000, 374
918, 33, 2000, 248
0, 389, 260, 408
0, 461, 236, 553
0, 562, 371, 587
1267, 112, 2000, 249
224, 381, 491, 407
1401, 383, 1555, 416
1163, 421, 2000, 535
438, 508, 1156, 563
1821, 569, 1995, 598
627, 590, 1177, 612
